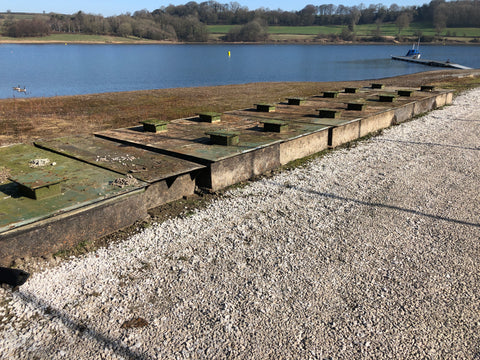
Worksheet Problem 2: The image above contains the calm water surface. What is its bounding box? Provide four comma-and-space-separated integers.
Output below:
0, 44, 479, 99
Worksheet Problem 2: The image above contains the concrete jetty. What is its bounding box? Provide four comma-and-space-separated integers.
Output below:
391, 55, 472, 70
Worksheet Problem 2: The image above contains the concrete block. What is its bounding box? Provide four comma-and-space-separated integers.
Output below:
142, 119, 168, 133
9, 173, 67, 200
323, 91, 339, 98
379, 94, 396, 102
345, 87, 359, 93
205, 131, 240, 146
198, 112, 222, 123
287, 98, 306, 106
421, 85, 435, 92
347, 102, 366, 111
262, 120, 289, 133
318, 109, 342, 118
255, 103, 276, 112
397, 90, 414, 97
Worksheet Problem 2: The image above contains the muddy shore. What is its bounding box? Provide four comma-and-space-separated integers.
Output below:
1, 69, 480, 147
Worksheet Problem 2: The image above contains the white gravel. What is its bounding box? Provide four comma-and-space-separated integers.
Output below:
1, 88, 479, 359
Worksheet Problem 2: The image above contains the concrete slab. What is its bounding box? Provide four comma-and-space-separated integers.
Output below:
35, 135, 204, 184
35, 135, 205, 209
96, 114, 330, 190
0, 143, 147, 265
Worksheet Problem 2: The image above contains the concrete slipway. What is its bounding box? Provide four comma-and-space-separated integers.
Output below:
0, 84, 453, 264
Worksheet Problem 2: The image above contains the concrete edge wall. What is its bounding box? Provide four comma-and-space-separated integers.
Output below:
359, 110, 395, 138
143, 172, 197, 209
329, 121, 361, 148
279, 129, 329, 165
446, 92, 453, 104
414, 94, 438, 115
0, 190, 147, 266
393, 102, 415, 124
209, 145, 281, 191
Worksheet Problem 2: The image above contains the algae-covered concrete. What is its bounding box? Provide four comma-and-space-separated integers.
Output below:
35, 135, 205, 209
0, 143, 147, 265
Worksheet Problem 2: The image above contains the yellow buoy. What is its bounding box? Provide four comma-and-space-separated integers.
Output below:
228, 51, 231, 57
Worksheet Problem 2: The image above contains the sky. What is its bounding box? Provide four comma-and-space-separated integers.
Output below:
2, 0, 429, 17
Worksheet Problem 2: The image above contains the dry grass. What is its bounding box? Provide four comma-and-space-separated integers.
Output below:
1, 70, 479, 146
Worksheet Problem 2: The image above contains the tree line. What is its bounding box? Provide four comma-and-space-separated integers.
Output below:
1, 0, 479, 41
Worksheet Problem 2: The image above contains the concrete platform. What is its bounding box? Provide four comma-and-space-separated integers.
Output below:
0, 86, 454, 264
96, 114, 331, 190
35, 135, 205, 209
226, 86, 452, 145
0, 144, 147, 265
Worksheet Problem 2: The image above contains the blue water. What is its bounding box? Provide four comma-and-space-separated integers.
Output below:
0, 44, 478, 99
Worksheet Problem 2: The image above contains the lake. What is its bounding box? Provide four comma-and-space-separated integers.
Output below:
0, 44, 479, 99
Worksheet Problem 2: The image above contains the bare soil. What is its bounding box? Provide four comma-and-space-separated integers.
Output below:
1, 69, 479, 146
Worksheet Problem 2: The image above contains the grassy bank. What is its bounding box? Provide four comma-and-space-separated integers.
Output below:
1, 24, 480, 44
208, 24, 480, 43
1, 70, 479, 146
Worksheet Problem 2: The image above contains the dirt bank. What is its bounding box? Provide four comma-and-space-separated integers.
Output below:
1, 69, 479, 146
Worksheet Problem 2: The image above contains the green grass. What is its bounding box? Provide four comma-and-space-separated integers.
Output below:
208, 25, 345, 35
269, 25, 344, 35
208, 23, 480, 39
1, 21, 479, 43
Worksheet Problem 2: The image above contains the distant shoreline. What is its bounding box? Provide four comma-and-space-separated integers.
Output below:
0, 37, 477, 46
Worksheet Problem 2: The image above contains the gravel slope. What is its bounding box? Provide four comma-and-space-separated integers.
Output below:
1, 88, 479, 359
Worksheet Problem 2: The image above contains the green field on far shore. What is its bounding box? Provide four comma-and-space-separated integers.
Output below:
208, 23, 480, 39
0, 23, 479, 44
1, 11, 480, 43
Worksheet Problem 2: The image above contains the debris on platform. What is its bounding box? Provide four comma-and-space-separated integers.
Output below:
29, 158, 51, 168
110, 174, 139, 188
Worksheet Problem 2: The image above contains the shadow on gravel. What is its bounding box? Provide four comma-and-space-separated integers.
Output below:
15, 291, 152, 360
269, 181, 480, 228
447, 118, 480, 123
373, 138, 480, 151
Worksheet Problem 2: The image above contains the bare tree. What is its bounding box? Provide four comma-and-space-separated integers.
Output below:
433, 4, 447, 35
395, 11, 412, 35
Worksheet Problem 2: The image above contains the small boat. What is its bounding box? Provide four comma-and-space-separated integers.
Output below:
404, 41, 421, 59
392, 39, 421, 60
